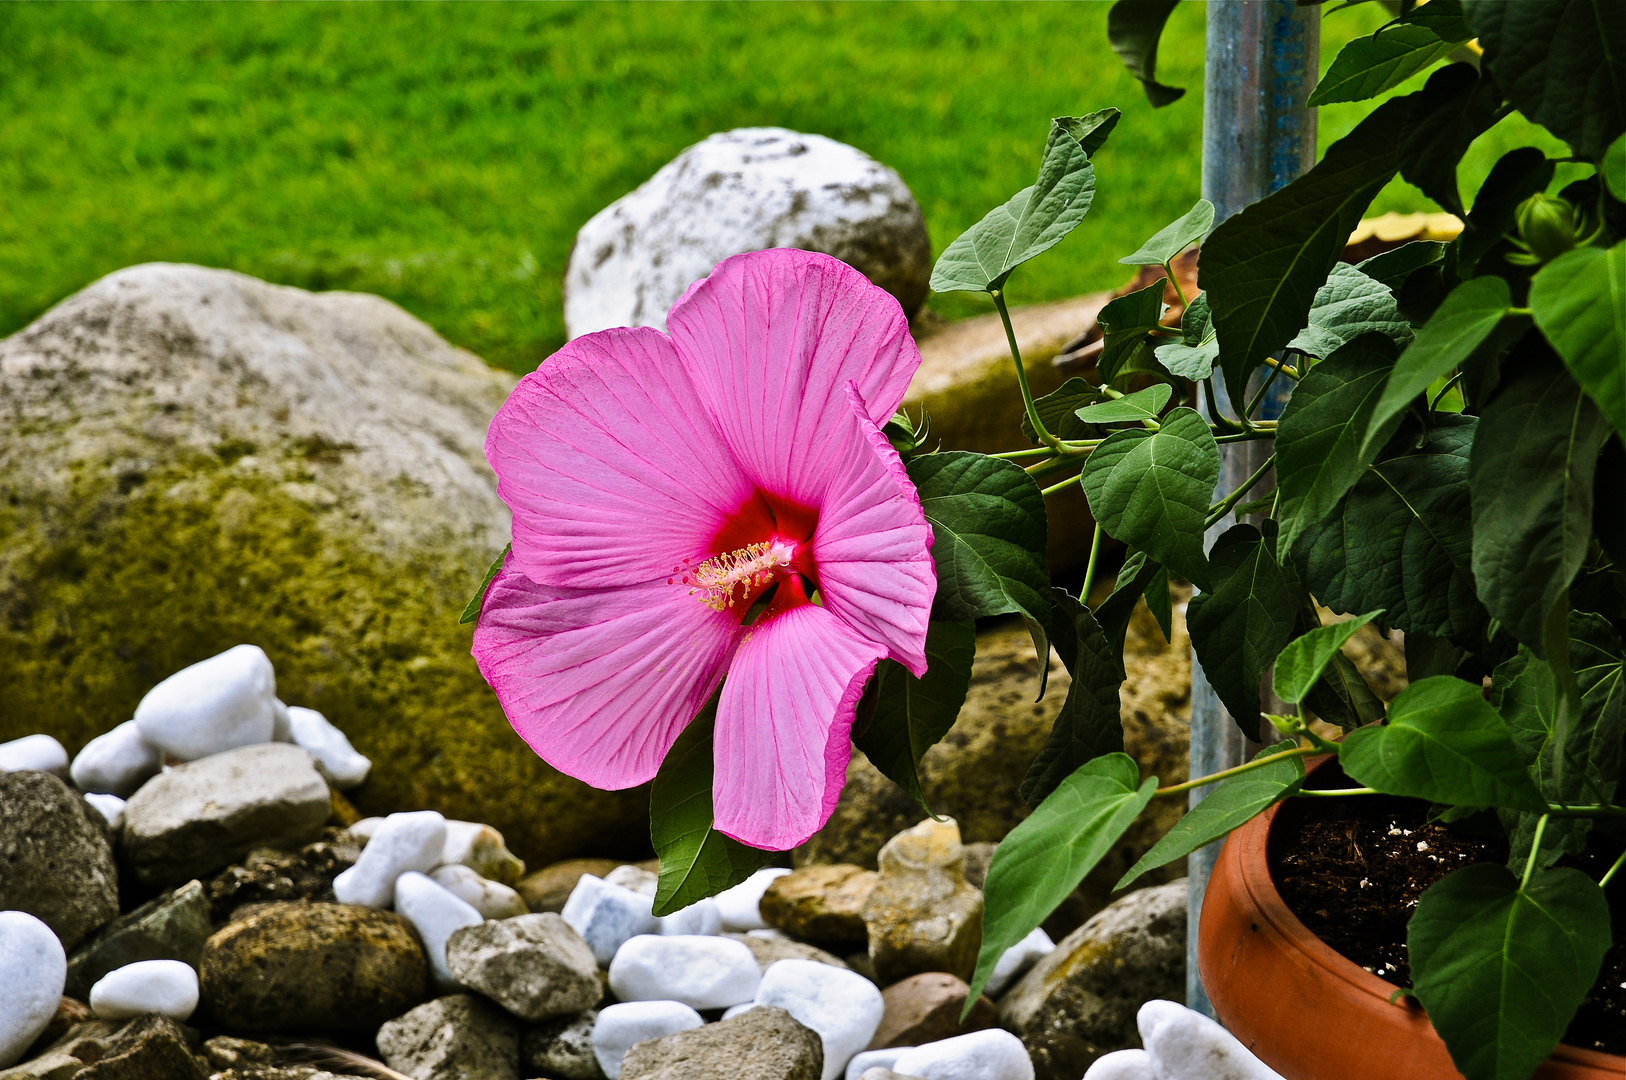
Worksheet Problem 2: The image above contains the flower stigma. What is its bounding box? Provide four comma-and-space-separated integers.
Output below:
673, 540, 799, 612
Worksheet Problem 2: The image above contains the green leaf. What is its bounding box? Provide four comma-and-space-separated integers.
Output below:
1200, 94, 1412, 407
1286, 263, 1414, 359
1460, 147, 1556, 272
1115, 741, 1305, 891
1121, 199, 1215, 267
1396, 63, 1504, 216
1305, 643, 1390, 732
930, 115, 1115, 294
909, 452, 1052, 631
1531, 242, 1626, 439
1401, 0, 1474, 42
1056, 109, 1124, 160
650, 702, 776, 917
1341, 675, 1548, 809
1154, 291, 1219, 380
1106, 0, 1185, 108
1143, 563, 1173, 643
1095, 549, 1161, 653
1020, 590, 1125, 808
1273, 610, 1385, 705
1187, 524, 1302, 733
1096, 279, 1168, 386
459, 543, 511, 625
856, 619, 977, 816
1464, 0, 1626, 161
1074, 384, 1173, 425
1605, 132, 1626, 201
1298, 414, 1488, 644
1355, 239, 1450, 293
1362, 276, 1513, 461
1022, 377, 1105, 445
1276, 334, 1398, 557
1469, 354, 1612, 654
969, 754, 1156, 1001
1308, 23, 1460, 107
1408, 863, 1611, 1080
1081, 407, 1220, 589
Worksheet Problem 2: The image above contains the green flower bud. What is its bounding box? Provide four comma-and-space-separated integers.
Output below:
1515, 193, 1580, 263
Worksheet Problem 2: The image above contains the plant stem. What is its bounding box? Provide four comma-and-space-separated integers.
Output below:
1027, 455, 1088, 480
1542, 803, 1626, 819
1215, 428, 1276, 444
1520, 814, 1550, 889
1080, 522, 1104, 603
1245, 361, 1286, 421
1154, 746, 1322, 797
1204, 377, 1243, 432
1600, 847, 1626, 889
1041, 473, 1082, 497
991, 446, 1058, 460
1294, 787, 1379, 797
1205, 453, 1277, 529
991, 288, 1061, 452
1262, 355, 1300, 380
1164, 261, 1189, 309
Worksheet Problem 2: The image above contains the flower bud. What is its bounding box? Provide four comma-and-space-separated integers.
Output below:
1515, 194, 1580, 263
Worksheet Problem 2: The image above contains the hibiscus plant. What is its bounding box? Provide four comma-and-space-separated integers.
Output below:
463, 2, 1622, 1078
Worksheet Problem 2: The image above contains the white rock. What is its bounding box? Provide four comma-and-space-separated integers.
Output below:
84, 792, 126, 828
561, 873, 658, 966
429, 864, 529, 919
70, 721, 161, 797
0, 734, 70, 777
721, 1002, 759, 1021
1138, 999, 1285, 1080
332, 810, 447, 908
393, 871, 482, 992
439, 820, 525, 884
350, 816, 385, 842
985, 927, 1055, 996
754, 957, 884, 1080
892, 1030, 1034, 1080
563, 127, 930, 339
603, 863, 659, 897
1083, 1049, 1156, 1080
715, 867, 792, 931
285, 705, 371, 788
87, 958, 199, 1021
271, 698, 293, 742
591, 1000, 704, 1080
846, 1048, 907, 1080
658, 896, 722, 937
0, 911, 67, 1068
133, 644, 278, 761
609, 934, 760, 1009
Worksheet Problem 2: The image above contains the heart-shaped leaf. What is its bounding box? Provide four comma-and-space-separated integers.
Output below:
1273, 611, 1384, 705
1286, 263, 1413, 360
1155, 291, 1219, 380
1121, 199, 1215, 267
856, 619, 977, 816
1022, 378, 1105, 444
1074, 384, 1173, 425
1188, 524, 1302, 734
1097, 279, 1168, 386
1020, 590, 1125, 808
1530, 242, 1626, 439
1309, 22, 1460, 107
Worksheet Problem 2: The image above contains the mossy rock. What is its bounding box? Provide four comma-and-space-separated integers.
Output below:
0, 264, 652, 866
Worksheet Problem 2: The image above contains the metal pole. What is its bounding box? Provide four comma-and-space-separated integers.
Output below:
1188, 0, 1319, 1018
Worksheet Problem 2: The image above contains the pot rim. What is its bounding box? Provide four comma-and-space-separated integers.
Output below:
1230, 755, 1625, 1070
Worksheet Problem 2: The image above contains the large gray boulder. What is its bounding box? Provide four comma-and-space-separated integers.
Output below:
0, 771, 119, 950
563, 128, 929, 338
0, 264, 651, 866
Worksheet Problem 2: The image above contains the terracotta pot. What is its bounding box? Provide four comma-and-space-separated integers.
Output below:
1198, 762, 1625, 1080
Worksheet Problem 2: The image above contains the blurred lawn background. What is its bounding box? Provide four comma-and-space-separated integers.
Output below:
0, 2, 1567, 374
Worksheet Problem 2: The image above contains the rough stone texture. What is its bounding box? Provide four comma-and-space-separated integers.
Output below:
0, 263, 650, 867
861, 820, 982, 986
200, 901, 427, 1032
521, 1011, 602, 1080
74, 1015, 208, 1080
519, 858, 624, 914
563, 128, 929, 338
204, 829, 362, 923
618, 1006, 822, 1080
0, 1021, 122, 1080
445, 913, 602, 1022
376, 995, 519, 1080
120, 743, 332, 887
724, 933, 851, 975
0, 771, 119, 950
759, 865, 876, 947
65, 880, 212, 999
999, 880, 1186, 1080
867, 972, 996, 1050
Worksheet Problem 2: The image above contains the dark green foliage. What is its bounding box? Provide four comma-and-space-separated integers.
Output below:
1020, 591, 1124, 808
856, 620, 978, 816
1106, 0, 1186, 107
1187, 525, 1301, 736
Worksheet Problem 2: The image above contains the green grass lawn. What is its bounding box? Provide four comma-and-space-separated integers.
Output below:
0, 2, 1565, 374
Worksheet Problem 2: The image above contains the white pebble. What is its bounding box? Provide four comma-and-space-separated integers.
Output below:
439, 820, 524, 884
592, 1000, 704, 1080
393, 871, 482, 992
0, 911, 67, 1068
349, 816, 385, 842
88, 959, 198, 1021
892, 1029, 1034, 1080
84, 793, 126, 829
846, 1048, 907, 1080
285, 706, 371, 788
715, 867, 792, 931
272, 698, 294, 742
1138, 999, 1284, 1079
333, 810, 447, 908
133, 644, 278, 761
755, 958, 884, 1080
1083, 1049, 1156, 1080
609, 934, 761, 1009
604, 863, 659, 897
658, 896, 722, 936
562, 874, 658, 966
429, 864, 528, 919
70, 721, 161, 797
985, 926, 1055, 996
0, 734, 70, 777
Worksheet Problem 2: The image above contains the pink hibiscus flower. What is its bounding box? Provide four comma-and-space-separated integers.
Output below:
472, 249, 936, 850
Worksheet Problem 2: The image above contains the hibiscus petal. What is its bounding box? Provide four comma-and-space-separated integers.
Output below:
666, 249, 921, 507
486, 326, 756, 588
472, 561, 737, 789
712, 603, 884, 850
811, 385, 936, 676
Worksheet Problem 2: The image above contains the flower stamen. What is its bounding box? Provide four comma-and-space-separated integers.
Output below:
675, 541, 796, 612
